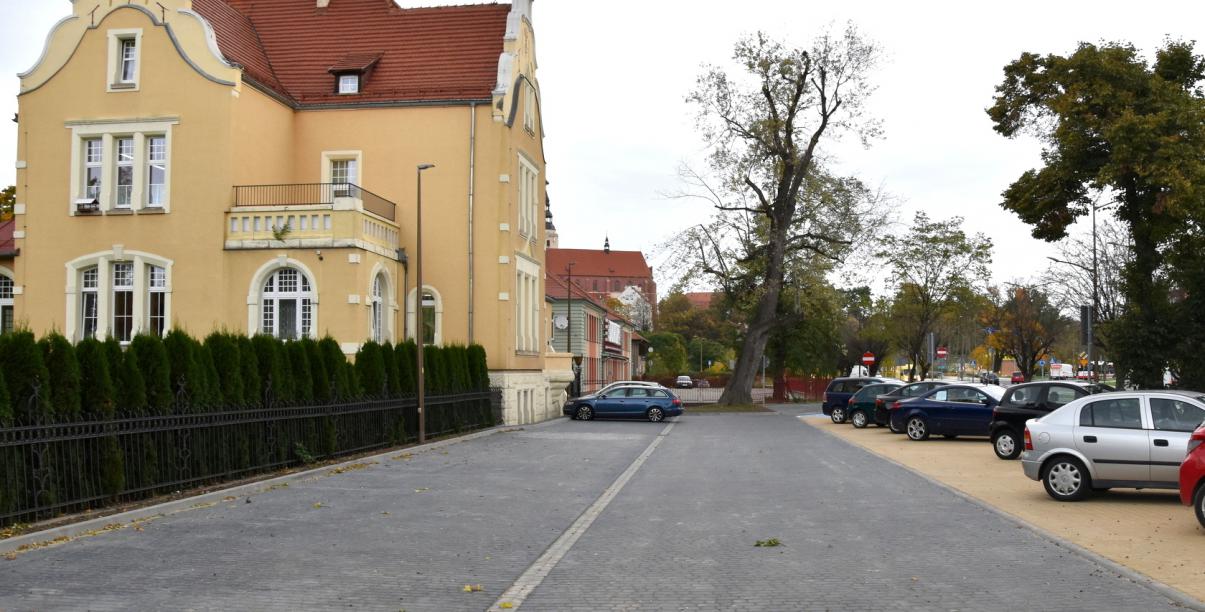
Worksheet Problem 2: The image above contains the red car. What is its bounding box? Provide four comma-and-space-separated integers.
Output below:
1179, 425, 1205, 528
1010, 371, 1026, 384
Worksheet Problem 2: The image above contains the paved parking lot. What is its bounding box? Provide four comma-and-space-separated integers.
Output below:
1, 409, 1198, 611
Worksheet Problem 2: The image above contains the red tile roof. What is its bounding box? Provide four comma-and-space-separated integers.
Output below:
0, 219, 16, 257
545, 271, 605, 310
193, 0, 510, 105
546, 249, 653, 279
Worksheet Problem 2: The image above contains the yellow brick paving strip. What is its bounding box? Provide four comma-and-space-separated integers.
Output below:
801, 416, 1205, 604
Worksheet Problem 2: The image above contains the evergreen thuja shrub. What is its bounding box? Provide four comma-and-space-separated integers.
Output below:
106, 337, 146, 414
396, 341, 416, 393
39, 333, 82, 421
0, 330, 52, 422
468, 344, 489, 390
194, 339, 222, 411
381, 341, 401, 397
355, 341, 387, 398
205, 332, 244, 408
77, 338, 123, 497
303, 338, 330, 403
252, 335, 291, 406
130, 334, 172, 414
286, 341, 314, 404
0, 367, 9, 425
236, 335, 261, 408
318, 337, 350, 400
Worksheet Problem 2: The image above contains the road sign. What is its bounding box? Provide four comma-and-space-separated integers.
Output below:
862, 352, 875, 366
936, 347, 948, 359
1039, 360, 1046, 367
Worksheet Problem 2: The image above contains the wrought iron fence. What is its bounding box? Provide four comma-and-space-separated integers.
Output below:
0, 387, 500, 528
231, 183, 396, 222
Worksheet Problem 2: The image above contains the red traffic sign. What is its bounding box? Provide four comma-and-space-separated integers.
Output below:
861, 352, 875, 365
936, 347, 948, 359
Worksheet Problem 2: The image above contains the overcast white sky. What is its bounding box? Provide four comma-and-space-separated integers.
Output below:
2, 0, 1200, 294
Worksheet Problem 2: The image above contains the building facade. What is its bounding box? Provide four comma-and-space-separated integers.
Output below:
7, 0, 561, 424
546, 243, 656, 329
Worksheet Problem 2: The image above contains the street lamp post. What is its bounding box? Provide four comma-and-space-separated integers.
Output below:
416, 163, 435, 443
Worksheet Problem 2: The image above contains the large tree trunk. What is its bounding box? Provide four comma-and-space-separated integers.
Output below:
719, 236, 787, 405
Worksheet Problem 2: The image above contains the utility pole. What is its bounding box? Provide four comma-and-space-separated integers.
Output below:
416, 163, 434, 443
1090, 201, 1098, 382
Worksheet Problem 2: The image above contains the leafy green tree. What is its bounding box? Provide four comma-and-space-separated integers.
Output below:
647, 332, 688, 377
988, 40, 1205, 388
0, 185, 14, 221
679, 27, 883, 404
881, 212, 992, 381
995, 286, 1072, 379
39, 333, 82, 420
0, 330, 52, 421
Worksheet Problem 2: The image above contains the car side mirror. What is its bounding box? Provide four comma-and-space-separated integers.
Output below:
598, 394, 607, 399
983, 399, 993, 405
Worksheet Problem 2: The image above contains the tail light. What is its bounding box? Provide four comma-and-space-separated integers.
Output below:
823, 392, 829, 403
1024, 427, 1033, 451
1188, 427, 1205, 455
848, 397, 855, 405
889, 401, 902, 411
875, 399, 884, 408
672, 398, 682, 406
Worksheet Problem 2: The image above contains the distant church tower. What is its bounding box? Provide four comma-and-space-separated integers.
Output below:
544, 194, 559, 249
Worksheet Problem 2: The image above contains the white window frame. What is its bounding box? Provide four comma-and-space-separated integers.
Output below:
80, 266, 99, 340
111, 261, 135, 342
261, 268, 315, 340
114, 137, 134, 208
515, 256, 540, 353
106, 29, 142, 92
338, 74, 360, 94
65, 250, 173, 342
0, 270, 15, 335
321, 151, 364, 200
83, 138, 104, 202
146, 135, 168, 208
523, 81, 537, 134
370, 273, 385, 343
67, 119, 177, 214
406, 286, 442, 346
147, 264, 167, 337
517, 154, 539, 240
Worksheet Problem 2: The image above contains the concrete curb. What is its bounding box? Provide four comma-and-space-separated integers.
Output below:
795, 414, 1205, 612
1, 417, 568, 555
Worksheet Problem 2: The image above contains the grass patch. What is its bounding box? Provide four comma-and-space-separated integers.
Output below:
685, 404, 773, 413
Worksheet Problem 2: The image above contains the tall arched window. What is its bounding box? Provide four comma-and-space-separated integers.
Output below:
421, 291, 436, 345
370, 273, 386, 343
262, 268, 314, 340
0, 272, 13, 334
406, 286, 442, 346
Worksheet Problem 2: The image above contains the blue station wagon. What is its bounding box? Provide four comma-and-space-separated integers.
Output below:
889, 384, 1005, 441
564, 385, 684, 422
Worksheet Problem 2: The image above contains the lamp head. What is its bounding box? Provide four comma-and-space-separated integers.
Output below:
418, 163, 435, 171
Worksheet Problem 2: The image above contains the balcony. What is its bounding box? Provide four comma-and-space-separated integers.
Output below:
225, 183, 400, 255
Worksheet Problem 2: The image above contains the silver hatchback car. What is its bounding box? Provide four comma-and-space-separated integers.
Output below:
1021, 390, 1205, 501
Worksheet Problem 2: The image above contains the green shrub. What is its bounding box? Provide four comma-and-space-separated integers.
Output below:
76, 338, 116, 419
130, 334, 172, 414
252, 335, 292, 405
467, 344, 489, 390
396, 341, 416, 393
107, 337, 146, 413
381, 341, 401, 397
205, 332, 245, 408
194, 340, 222, 411
424, 346, 444, 394
303, 338, 330, 403
318, 337, 351, 400
0, 367, 9, 425
286, 341, 314, 404
355, 341, 387, 398
39, 333, 81, 420
236, 335, 261, 408
0, 331, 52, 422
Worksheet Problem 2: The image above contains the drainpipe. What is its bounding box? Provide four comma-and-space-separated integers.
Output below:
397, 248, 408, 340
467, 102, 477, 343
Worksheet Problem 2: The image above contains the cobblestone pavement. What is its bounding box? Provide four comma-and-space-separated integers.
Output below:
1, 409, 1196, 611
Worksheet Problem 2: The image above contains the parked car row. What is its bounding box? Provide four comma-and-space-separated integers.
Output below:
563, 381, 684, 422
824, 376, 1205, 529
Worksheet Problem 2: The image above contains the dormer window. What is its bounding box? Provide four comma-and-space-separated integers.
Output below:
328, 51, 383, 98
338, 74, 360, 95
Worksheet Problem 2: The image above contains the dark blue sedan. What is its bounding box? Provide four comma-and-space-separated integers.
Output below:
889, 384, 1005, 441
564, 385, 683, 422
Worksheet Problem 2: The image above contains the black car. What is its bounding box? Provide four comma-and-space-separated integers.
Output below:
987, 381, 1113, 459
979, 371, 1000, 385
874, 381, 948, 431
823, 377, 901, 423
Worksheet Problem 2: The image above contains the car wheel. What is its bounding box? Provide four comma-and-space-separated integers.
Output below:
992, 429, 1022, 460
575, 405, 593, 421
906, 417, 929, 441
1042, 456, 1092, 502
889, 419, 903, 434
1195, 484, 1205, 529
830, 406, 847, 424
647, 407, 665, 423
850, 410, 868, 429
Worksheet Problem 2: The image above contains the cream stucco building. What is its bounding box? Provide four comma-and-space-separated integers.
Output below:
6, 0, 571, 424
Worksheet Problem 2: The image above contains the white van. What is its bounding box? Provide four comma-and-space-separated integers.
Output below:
1052, 364, 1074, 379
